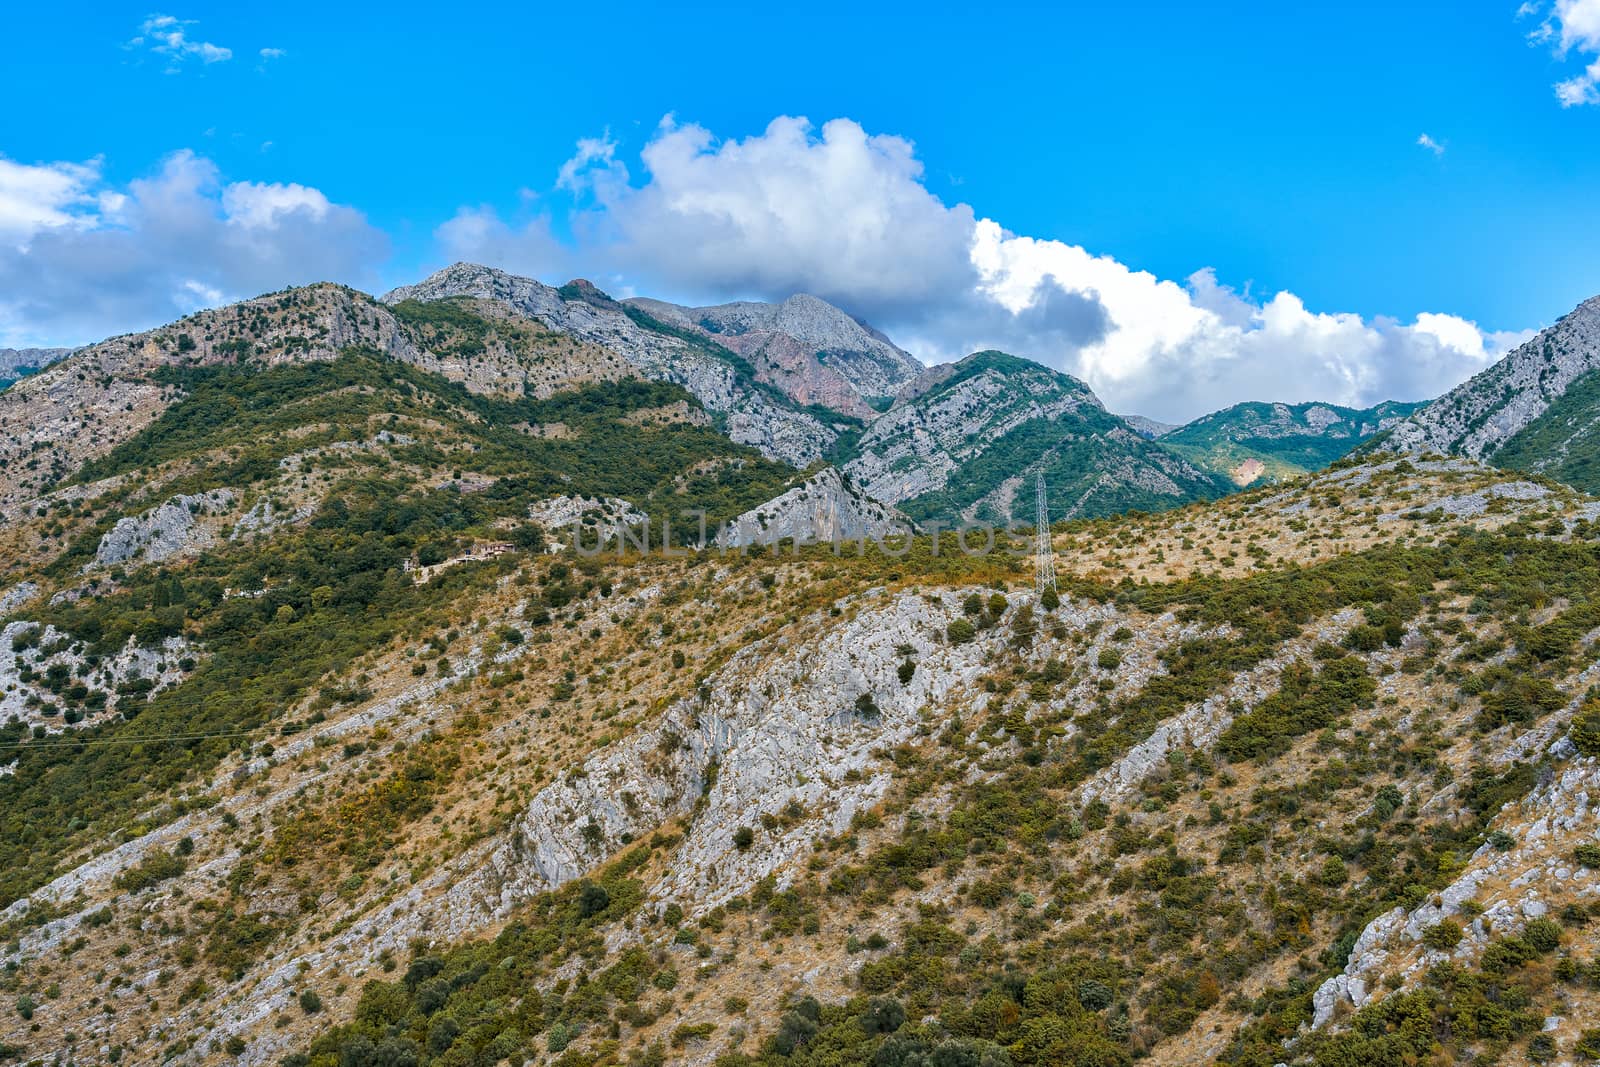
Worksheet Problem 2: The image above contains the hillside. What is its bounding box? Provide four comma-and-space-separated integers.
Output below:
842, 351, 1231, 524
6, 442, 1600, 1067
1387, 294, 1600, 463
1160, 400, 1424, 486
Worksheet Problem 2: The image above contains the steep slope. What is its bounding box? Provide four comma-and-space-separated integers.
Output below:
1387, 293, 1600, 460
8, 453, 1600, 1067
0, 284, 652, 518
1485, 366, 1600, 492
1160, 399, 1424, 486
626, 293, 923, 416
716, 466, 911, 547
385, 265, 841, 466
843, 350, 1230, 524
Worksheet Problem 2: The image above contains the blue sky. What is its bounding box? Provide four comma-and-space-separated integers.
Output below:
3, 1, 1600, 420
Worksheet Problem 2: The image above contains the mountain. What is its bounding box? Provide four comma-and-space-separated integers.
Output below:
625, 293, 924, 418
1386, 294, 1600, 465
0, 347, 71, 390
1159, 399, 1425, 486
1119, 414, 1177, 439
385, 265, 849, 466
842, 350, 1231, 524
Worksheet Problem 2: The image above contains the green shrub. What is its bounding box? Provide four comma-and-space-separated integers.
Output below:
114, 849, 187, 892
1421, 919, 1463, 951
1573, 703, 1600, 756
946, 619, 977, 645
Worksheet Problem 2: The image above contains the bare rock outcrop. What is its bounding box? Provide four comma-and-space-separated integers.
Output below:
93, 490, 235, 568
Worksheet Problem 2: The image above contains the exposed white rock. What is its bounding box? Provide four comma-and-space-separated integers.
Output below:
0, 581, 39, 615
1312, 756, 1600, 1027
528, 494, 649, 548
1079, 608, 1362, 805
230, 497, 315, 539
1386, 294, 1600, 459
93, 490, 235, 568
0, 621, 193, 732
627, 292, 923, 403
716, 467, 910, 548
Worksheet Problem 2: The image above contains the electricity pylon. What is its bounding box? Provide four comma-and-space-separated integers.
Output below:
1034, 471, 1057, 596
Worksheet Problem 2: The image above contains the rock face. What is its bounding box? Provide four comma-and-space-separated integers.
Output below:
384, 264, 836, 466
843, 350, 1227, 523
93, 491, 236, 568
1120, 414, 1178, 439
627, 293, 923, 414
845, 352, 1101, 509
0, 621, 193, 732
716, 467, 911, 548
1387, 294, 1600, 459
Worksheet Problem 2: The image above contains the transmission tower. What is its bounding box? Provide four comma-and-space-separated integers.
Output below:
1034, 471, 1057, 596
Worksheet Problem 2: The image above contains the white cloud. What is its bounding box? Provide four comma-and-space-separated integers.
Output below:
1417, 133, 1445, 155
557, 134, 621, 192
0, 156, 103, 246
559, 116, 978, 318
0, 151, 387, 348
220, 181, 331, 228
440, 115, 1520, 422
1523, 0, 1600, 105
130, 15, 233, 71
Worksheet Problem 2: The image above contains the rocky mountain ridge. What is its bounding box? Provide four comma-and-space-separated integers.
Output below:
626, 293, 922, 414
1387, 294, 1600, 460
842, 350, 1230, 523
384, 265, 840, 466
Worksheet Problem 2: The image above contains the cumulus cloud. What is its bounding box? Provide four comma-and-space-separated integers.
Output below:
1523, 0, 1600, 105
129, 15, 233, 72
559, 116, 978, 318
0, 150, 387, 347
1417, 133, 1445, 155
439, 115, 1527, 422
